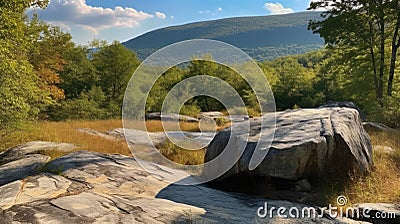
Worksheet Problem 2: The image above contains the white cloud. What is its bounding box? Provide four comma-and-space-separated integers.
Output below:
34, 0, 155, 34
264, 2, 294, 15
199, 7, 223, 15
155, 11, 166, 19
199, 10, 211, 14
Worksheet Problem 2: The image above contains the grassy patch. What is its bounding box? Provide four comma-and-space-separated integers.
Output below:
343, 130, 400, 204
159, 139, 205, 165
0, 120, 131, 156
319, 130, 400, 206
0, 119, 221, 164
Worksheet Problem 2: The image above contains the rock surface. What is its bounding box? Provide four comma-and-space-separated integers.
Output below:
320, 101, 366, 121
0, 141, 75, 164
0, 141, 76, 186
108, 128, 216, 149
373, 145, 396, 154
363, 122, 398, 133
145, 112, 199, 123
0, 150, 369, 223
205, 107, 373, 181
77, 128, 119, 141
0, 154, 50, 186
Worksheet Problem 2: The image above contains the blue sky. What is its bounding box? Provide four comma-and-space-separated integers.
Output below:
32, 0, 314, 45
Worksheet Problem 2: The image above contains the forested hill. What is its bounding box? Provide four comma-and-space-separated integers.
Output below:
123, 11, 324, 61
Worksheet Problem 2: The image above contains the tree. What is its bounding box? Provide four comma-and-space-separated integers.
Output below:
59, 46, 98, 98
92, 41, 140, 108
26, 15, 74, 101
0, 0, 51, 131
308, 0, 400, 103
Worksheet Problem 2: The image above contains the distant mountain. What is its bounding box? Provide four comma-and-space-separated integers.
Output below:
123, 11, 325, 61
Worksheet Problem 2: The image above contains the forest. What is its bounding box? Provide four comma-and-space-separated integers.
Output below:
1, 0, 400, 138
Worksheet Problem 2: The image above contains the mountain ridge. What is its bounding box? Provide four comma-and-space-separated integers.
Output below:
123, 11, 325, 61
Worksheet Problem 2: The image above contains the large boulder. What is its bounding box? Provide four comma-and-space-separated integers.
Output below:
320, 101, 366, 121
205, 107, 373, 181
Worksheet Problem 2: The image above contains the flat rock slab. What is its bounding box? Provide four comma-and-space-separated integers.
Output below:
205, 107, 373, 181
145, 113, 199, 123
108, 128, 216, 149
76, 128, 119, 141
0, 174, 72, 210
0, 141, 75, 164
363, 122, 398, 133
0, 150, 370, 223
0, 154, 50, 186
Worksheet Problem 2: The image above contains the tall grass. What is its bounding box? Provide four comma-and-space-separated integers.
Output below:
343, 130, 400, 204
0, 120, 130, 157
319, 130, 400, 206
0, 119, 222, 164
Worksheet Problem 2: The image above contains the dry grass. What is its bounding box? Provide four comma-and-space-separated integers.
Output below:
342, 130, 400, 205
160, 140, 205, 165
0, 120, 130, 157
314, 130, 400, 207
0, 119, 226, 164
127, 119, 230, 132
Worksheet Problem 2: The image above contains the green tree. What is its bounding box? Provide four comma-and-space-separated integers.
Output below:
26, 15, 74, 101
308, 0, 400, 103
0, 0, 51, 131
59, 46, 98, 98
92, 41, 140, 109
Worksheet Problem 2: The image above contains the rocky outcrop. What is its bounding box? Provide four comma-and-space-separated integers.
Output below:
108, 128, 216, 149
0, 150, 369, 223
77, 128, 119, 141
0, 141, 75, 164
0, 141, 76, 186
205, 107, 373, 181
0, 154, 50, 186
363, 122, 398, 133
145, 112, 199, 123
320, 101, 366, 121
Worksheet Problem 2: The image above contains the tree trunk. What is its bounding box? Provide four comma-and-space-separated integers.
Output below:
388, 6, 400, 96
378, 1, 385, 103
369, 21, 380, 100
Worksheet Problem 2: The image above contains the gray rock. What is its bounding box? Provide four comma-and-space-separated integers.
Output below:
200, 111, 224, 118
320, 101, 366, 121
108, 128, 216, 149
77, 128, 119, 141
294, 179, 312, 192
0, 154, 50, 186
363, 122, 398, 133
0, 150, 368, 223
145, 112, 199, 123
107, 128, 167, 147
0, 141, 75, 164
205, 107, 373, 181
373, 145, 396, 154
0, 173, 72, 210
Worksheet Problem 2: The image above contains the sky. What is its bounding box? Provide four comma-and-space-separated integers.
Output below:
31, 0, 315, 45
